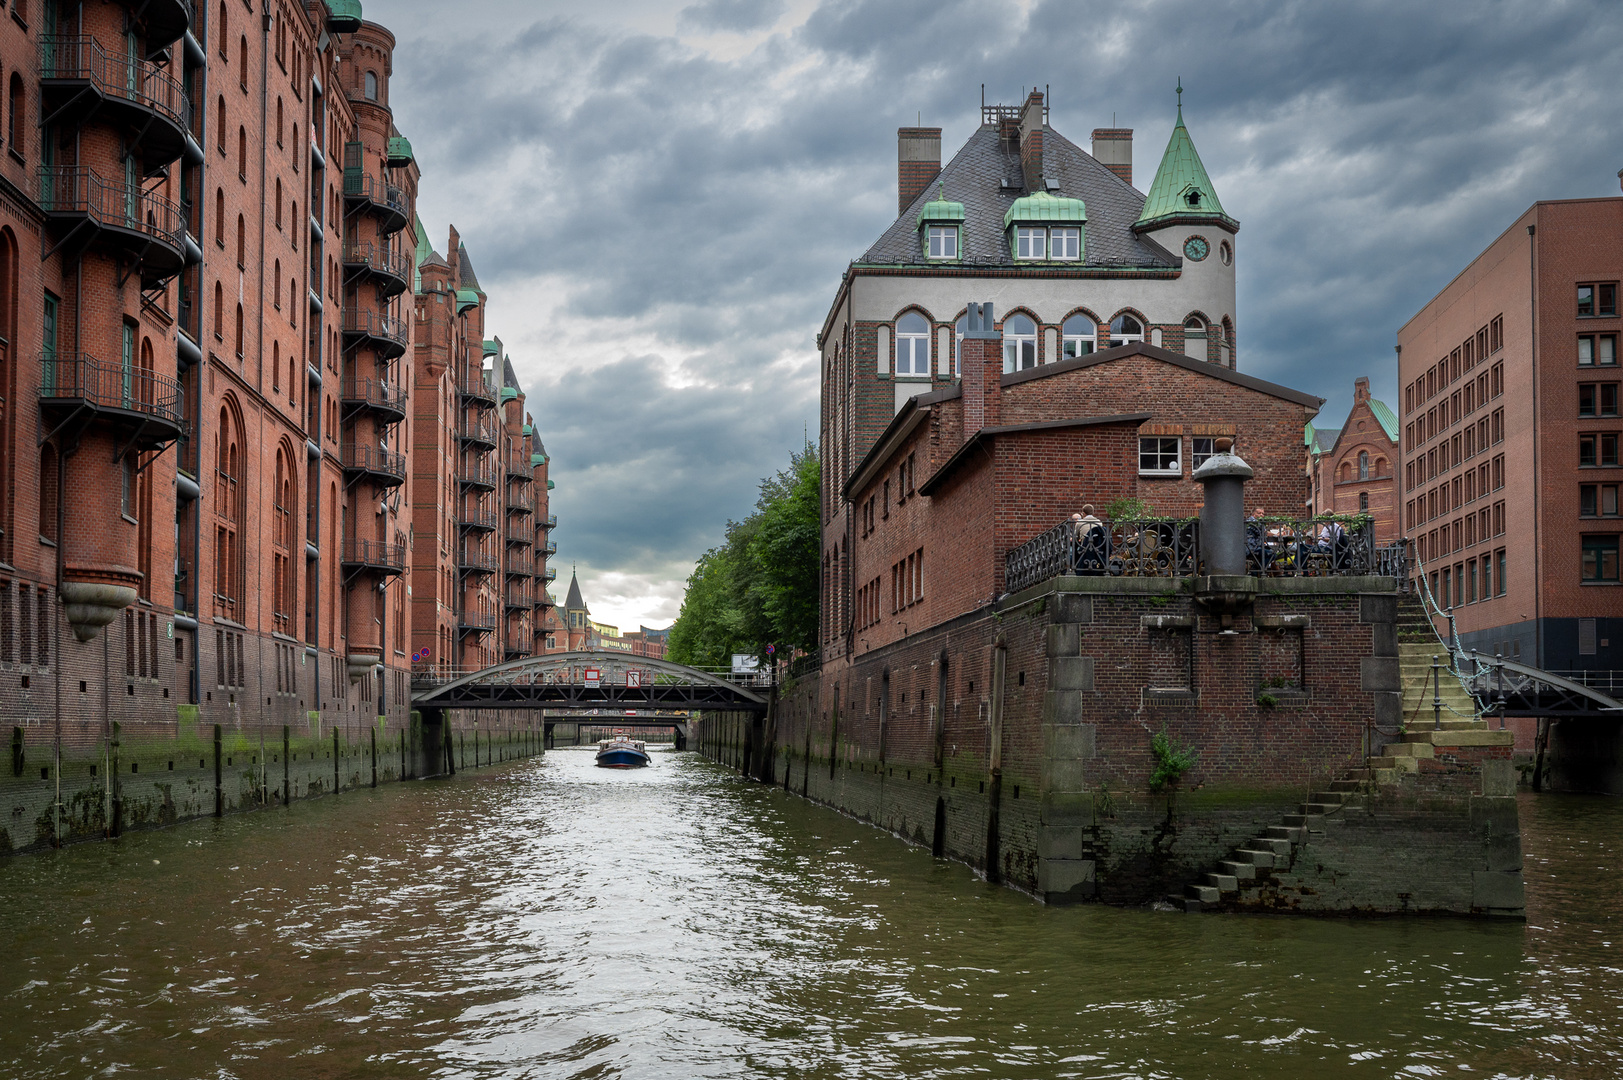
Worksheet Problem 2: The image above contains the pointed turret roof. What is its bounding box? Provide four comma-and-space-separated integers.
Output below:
564, 570, 586, 612
1133, 95, 1237, 233
457, 241, 483, 292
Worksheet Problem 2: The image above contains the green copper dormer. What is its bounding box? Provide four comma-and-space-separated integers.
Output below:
532, 452, 548, 466
522, 423, 533, 437
455, 287, 481, 314
500, 386, 517, 402
1134, 92, 1238, 234
482, 339, 501, 356
915, 182, 965, 261
326, 0, 362, 34
386, 136, 414, 168
1004, 190, 1086, 262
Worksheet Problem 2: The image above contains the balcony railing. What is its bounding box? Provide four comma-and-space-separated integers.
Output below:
457, 464, 498, 490
457, 419, 498, 448
507, 556, 534, 577
457, 609, 496, 633
506, 459, 533, 481
340, 171, 409, 233
341, 240, 412, 297
340, 309, 409, 359
457, 548, 499, 574
541, 567, 558, 584
339, 375, 407, 423
40, 37, 190, 164
541, 514, 558, 530
458, 509, 498, 532
39, 352, 185, 436
542, 540, 558, 556
37, 166, 187, 281
339, 538, 406, 574
1004, 515, 1397, 594
458, 375, 497, 407
505, 587, 532, 611
505, 525, 532, 546
534, 591, 557, 609
339, 444, 407, 484
506, 489, 534, 513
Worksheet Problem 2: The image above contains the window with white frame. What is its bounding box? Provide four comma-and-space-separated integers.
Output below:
926, 226, 957, 259
1110, 313, 1144, 345
895, 312, 931, 376
1050, 227, 1080, 260
1183, 316, 1207, 360
1015, 227, 1045, 260
1062, 314, 1095, 359
1191, 436, 1222, 471
1002, 313, 1038, 372
1139, 436, 1181, 475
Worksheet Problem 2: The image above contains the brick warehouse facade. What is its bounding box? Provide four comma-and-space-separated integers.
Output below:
1306, 376, 1400, 542
0, 2, 556, 854
1397, 196, 1623, 673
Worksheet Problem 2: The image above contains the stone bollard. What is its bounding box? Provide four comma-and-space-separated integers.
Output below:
1191, 436, 1253, 574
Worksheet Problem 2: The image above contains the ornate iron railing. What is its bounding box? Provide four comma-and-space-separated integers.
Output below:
39, 352, 184, 429
36, 166, 185, 253
1005, 514, 1393, 593
339, 375, 406, 417
340, 240, 411, 282
40, 36, 190, 132
339, 444, 406, 481
339, 538, 405, 571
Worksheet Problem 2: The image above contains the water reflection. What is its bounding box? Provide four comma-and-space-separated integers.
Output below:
0, 749, 1618, 1078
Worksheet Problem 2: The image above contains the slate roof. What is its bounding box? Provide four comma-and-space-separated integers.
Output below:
858, 125, 1179, 269
457, 240, 482, 291
564, 570, 586, 612
502, 357, 521, 391
1304, 422, 1341, 455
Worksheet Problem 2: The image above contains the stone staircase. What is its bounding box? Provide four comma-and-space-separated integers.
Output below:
1175, 786, 1363, 911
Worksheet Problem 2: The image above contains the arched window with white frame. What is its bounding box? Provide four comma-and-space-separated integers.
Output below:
1183, 315, 1207, 360
1358, 450, 1370, 481
1002, 313, 1037, 373
894, 312, 931, 376
1062, 314, 1096, 360
1109, 313, 1144, 346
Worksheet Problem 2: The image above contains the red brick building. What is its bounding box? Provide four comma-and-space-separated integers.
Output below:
0, 2, 555, 846
1306, 376, 1399, 540
1398, 194, 1623, 673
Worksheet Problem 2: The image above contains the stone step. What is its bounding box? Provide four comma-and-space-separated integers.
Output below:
1205, 873, 1238, 892
1251, 837, 1292, 856
1235, 848, 1277, 869
1309, 791, 1346, 804
1218, 860, 1257, 882
1185, 884, 1219, 904
1298, 802, 1343, 816
1265, 825, 1305, 842
1329, 779, 1364, 791
1282, 813, 1324, 828
1382, 741, 1434, 758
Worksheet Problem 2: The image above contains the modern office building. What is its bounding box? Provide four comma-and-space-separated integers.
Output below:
1397, 194, 1623, 672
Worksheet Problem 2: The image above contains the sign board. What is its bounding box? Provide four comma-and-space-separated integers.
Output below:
584, 667, 601, 688
731, 654, 761, 674
626, 670, 643, 689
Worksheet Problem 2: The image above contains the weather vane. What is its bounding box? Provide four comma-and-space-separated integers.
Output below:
1176, 77, 1183, 108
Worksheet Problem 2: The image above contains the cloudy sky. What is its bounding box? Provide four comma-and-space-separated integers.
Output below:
368, 0, 1622, 633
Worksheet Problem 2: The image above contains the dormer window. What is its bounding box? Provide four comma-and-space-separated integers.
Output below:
1004, 190, 1087, 263
1015, 227, 1045, 259
1050, 227, 1080, 260
927, 225, 957, 259
916, 181, 965, 262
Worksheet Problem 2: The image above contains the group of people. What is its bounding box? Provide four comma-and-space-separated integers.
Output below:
1060, 503, 1351, 576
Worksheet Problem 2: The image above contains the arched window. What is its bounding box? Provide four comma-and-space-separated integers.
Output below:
1339, 462, 1351, 483
218, 2, 228, 56
1108, 313, 1144, 345
234, 303, 244, 357
237, 125, 247, 178
216, 96, 226, 153
239, 37, 248, 88
1375, 456, 1388, 477
289, 278, 297, 326
895, 312, 930, 376
1359, 491, 1369, 512
272, 448, 294, 634
290, 202, 297, 248
214, 403, 245, 619
8, 74, 24, 154
1183, 316, 1208, 361
275, 178, 282, 228
213, 281, 224, 339
1358, 450, 1370, 480
273, 259, 281, 307
276, 97, 284, 146
364, 71, 378, 100
1002, 313, 1037, 373
1062, 314, 1095, 360
272, 340, 280, 391
214, 188, 225, 244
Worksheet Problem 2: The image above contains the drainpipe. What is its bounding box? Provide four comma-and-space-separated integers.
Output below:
1527, 221, 1541, 668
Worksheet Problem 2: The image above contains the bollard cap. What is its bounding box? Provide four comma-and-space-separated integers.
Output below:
1191, 440, 1254, 481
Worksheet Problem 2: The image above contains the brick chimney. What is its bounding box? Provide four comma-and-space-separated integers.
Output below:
1092, 128, 1133, 185
897, 127, 942, 215
961, 302, 1002, 435
1354, 375, 1370, 403
1019, 90, 1045, 192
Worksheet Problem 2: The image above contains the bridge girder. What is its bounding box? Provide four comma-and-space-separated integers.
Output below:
411, 651, 770, 713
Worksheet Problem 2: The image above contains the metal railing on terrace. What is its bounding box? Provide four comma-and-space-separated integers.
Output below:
458, 609, 496, 632
1004, 515, 1405, 594
341, 240, 412, 285
340, 309, 409, 355
339, 375, 407, 420
39, 352, 184, 431
506, 459, 533, 481
457, 548, 499, 573
457, 418, 499, 447
37, 166, 186, 255
458, 508, 498, 532
507, 489, 534, 513
458, 375, 497, 407
40, 36, 190, 132
339, 538, 405, 572
339, 444, 407, 482
457, 464, 498, 489
541, 514, 558, 529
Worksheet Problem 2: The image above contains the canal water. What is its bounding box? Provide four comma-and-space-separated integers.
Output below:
1, 749, 1618, 1079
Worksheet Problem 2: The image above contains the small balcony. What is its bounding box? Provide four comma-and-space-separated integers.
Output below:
457, 418, 498, 450
340, 170, 409, 235
506, 488, 534, 513
458, 509, 498, 533
38, 167, 189, 287
340, 309, 408, 361
40, 37, 191, 170
458, 375, 497, 409
341, 240, 411, 299
38, 352, 185, 452
457, 609, 496, 635
506, 556, 534, 578
505, 525, 532, 547
534, 590, 556, 609
505, 586, 532, 612
456, 548, 498, 575
339, 375, 406, 425
541, 567, 558, 584
120, 0, 194, 57
340, 538, 405, 575
542, 540, 558, 556
340, 444, 406, 487
457, 464, 498, 491
506, 459, 533, 482
541, 514, 558, 530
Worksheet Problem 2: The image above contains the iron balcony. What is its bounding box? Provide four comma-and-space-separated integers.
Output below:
458, 375, 497, 408
39, 37, 191, 171
505, 587, 532, 611
506, 489, 534, 513
340, 170, 409, 235
339, 444, 407, 487
534, 591, 556, 609
456, 548, 499, 575
340, 240, 411, 299
340, 538, 406, 575
458, 509, 499, 533
38, 352, 185, 452
457, 464, 498, 490
541, 514, 558, 530
505, 524, 532, 546
506, 556, 534, 578
457, 609, 496, 634
37, 166, 189, 287
541, 567, 558, 584
457, 418, 499, 449
339, 375, 407, 426
506, 459, 533, 482
542, 540, 558, 556
340, 309, 408, 361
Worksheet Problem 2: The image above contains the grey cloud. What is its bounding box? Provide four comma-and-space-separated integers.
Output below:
676, 0, 787, 34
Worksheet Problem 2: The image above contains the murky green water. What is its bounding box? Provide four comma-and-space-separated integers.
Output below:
1, 749, 1618, 1079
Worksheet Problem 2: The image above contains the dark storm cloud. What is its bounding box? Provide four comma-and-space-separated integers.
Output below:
367, 0, 1623, 622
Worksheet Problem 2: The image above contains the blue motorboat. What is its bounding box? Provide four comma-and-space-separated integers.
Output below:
595, 734, 650, 769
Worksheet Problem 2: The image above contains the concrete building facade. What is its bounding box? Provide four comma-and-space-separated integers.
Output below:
1398, 196, 1623, 673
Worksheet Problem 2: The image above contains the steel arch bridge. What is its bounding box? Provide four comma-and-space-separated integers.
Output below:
410, 652, 771, 714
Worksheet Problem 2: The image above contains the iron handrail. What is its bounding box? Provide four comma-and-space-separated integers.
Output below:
339, 538, 405, 570
38, 351, 184, 429
36, 165, 185, 252
40, 36, 190, 131
340, 240, 411, 280
339, 444, 406, 479
339, 375, 406, 415
341, 308, 409, 348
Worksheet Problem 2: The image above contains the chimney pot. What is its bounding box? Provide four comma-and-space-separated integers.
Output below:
1092, 128, 1134, 186
897, 127, 942, 216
